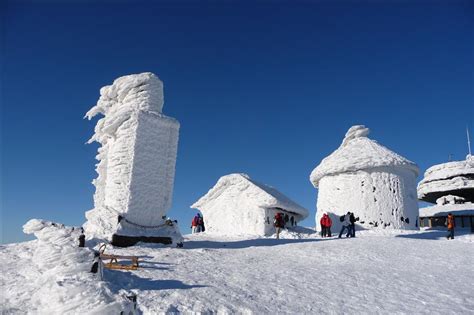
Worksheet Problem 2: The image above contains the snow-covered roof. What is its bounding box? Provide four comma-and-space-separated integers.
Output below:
310, 125, 419, 187
417, 155, 474, 203
419, 202, 474, 217
191, 173, 309, 218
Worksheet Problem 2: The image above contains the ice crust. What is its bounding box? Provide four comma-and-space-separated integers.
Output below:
22, 219, 133, 314
310, 125, 419, 187
83, 73, 180, 242
417, 155, 474, 200
310, 126, 419, 232
191, 174, 309, 236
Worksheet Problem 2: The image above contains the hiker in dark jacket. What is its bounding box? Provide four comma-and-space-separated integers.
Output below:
338, 212, 351, 238
347, 212, 357, 237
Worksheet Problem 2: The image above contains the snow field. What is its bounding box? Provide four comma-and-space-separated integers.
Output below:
7, 230, 465, 314
2, 229, 473, 314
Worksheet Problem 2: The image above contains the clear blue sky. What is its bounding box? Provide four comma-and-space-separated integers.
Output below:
1, 1, 473, 244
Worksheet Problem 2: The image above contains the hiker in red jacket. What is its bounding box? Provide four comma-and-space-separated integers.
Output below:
320, 213, 332, 237
274, 213, 285, 239
191, 213, 202, 234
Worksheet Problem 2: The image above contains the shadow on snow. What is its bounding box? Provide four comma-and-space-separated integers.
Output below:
182, 237, 322, 250
105, 269, 207, 292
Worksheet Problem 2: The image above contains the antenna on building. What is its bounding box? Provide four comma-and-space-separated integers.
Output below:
467, 125, 472, 156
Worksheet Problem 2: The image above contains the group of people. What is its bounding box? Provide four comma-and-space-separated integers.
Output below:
191, 211, 457, 239
318, 212, 358, 238
339, 212, 358, 238
190, 213, 205, 233
320, 213, 332, 237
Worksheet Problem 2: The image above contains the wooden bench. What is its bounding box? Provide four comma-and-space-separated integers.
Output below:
99, 244, 140, 270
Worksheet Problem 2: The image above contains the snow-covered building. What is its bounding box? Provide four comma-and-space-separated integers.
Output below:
83, 72, 182, 246
191, 174, 309, 236
418, 155, 474, 232
310, 125, 420, 232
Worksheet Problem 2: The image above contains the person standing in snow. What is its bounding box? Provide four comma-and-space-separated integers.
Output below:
347, 212, 357, 238
446, 213, 455, 240
320, 213, 332, 237
338, 212, 351, 238
191, 213, 201, 234
274, 213, 285, 239
199, 214, 205, 232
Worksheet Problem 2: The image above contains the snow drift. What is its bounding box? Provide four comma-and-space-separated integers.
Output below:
83, 72, 182, 246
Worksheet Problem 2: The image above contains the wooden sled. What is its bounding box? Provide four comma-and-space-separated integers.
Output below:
99, 244, 139, 271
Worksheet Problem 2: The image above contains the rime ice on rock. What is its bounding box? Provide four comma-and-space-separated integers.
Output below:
417, 155, 474, 221
83, 72, 182, 246
310, 125, 419, 232
23, 219, 135, 314
417, 155, 474, 203
191, 174, 309, 236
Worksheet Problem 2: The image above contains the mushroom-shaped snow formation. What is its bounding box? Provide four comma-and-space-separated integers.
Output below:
83, 73, 182, 247
192, 174, 309, 236
310, 125, 419, 232
417, 155, 474, 203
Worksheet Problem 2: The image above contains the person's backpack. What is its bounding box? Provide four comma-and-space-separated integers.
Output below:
340, 215, 344, 222
274, 214, 282, 227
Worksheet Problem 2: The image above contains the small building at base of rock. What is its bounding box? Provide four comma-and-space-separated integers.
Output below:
419, 201, 474, 233
191, 174, 309, 236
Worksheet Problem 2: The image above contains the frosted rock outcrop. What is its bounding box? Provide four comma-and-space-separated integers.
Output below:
23, 219, 135, 314
191, 174, 309, 236
417, 155, 474, 203
310, 125, 419, 232
83, 72, 182, 246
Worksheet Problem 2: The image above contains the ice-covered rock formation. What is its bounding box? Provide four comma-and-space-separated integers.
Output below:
310, 125, 419, 232
417, 155, 474, 203
23, 219, 135, 314
191, 174, 309, 236
83, 72, 182, 246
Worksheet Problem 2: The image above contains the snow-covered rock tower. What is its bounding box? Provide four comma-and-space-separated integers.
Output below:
310, 125, 419, 232
83, 72, 182, 246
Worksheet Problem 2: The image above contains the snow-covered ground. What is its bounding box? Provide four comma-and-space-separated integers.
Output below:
1, 228, 473, 314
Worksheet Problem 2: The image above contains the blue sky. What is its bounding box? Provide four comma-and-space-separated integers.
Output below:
2, 1, 473, 243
